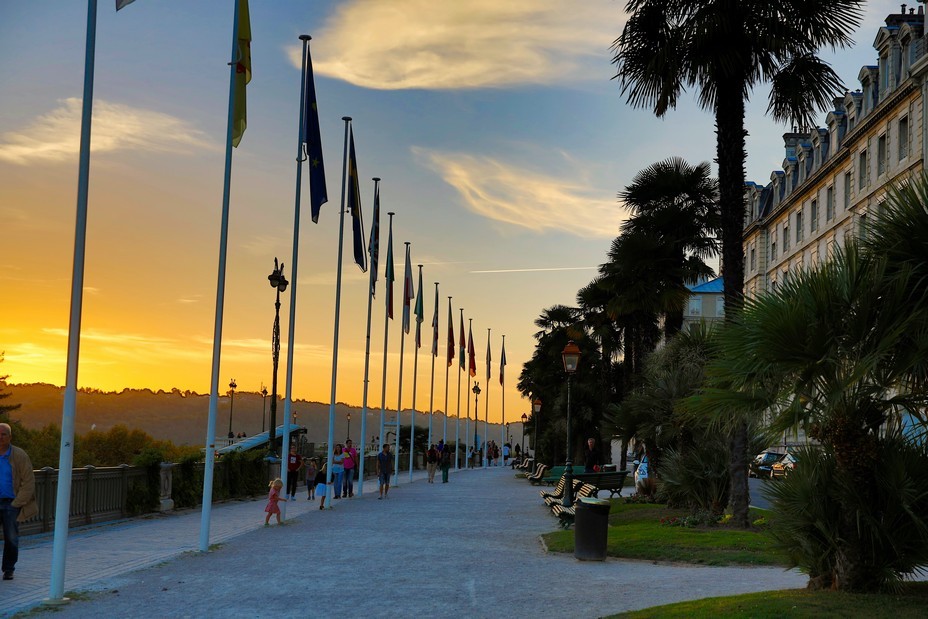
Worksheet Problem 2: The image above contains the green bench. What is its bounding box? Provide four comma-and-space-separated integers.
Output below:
572, 470, 630, 499
539, 466, 568, 485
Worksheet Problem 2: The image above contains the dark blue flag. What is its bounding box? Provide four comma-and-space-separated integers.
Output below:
303, 43, 327, 223
369, 179, 381, 296
348, 127, 367, 272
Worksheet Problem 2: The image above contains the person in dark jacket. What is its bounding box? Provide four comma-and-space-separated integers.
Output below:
583, 437, 602, 473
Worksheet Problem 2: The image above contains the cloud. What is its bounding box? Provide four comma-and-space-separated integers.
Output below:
471, 266, 598, 274
293, 0, 624, 90
417, 147, 625, 238
0, 98, 214, 164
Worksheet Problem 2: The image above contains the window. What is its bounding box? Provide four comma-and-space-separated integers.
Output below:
771, 236, 777, 261
796, 210, 803, 242
858, 150, 868, 190
750, 246, 756, 271
716, 297, 725, 318
877, 134, 886, 175
899, 116, 909, 160
783, 224, 790, 250
810, 199, 818, 232
844, 173, 852, 210
688, 296, 702, 316
826, 186, 835, 221
859, 213, 868, 241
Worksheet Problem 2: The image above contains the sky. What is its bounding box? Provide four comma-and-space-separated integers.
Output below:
0, 0, 892, 426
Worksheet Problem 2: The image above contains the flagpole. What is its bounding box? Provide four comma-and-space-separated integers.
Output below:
359, 178, 381, 495
500, 334, 506, 467
409, 265, 424, 482
278, 34, 312, 515
484, 328, 491, 468
378, 213, 395, 454
442, 295, 451, 445
47, 0, 99, 603
454, 307, 463, 470
395, 241, 412, 486
196, 0, 243, 555
324, 116, 352, 509
427, 284, 439, 449
466, 317, 473, 469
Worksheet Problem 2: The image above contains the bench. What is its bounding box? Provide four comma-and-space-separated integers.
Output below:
549, 483, 598, 529
571, 470, 630, 499
526, 464, 549, 484
539, 466, 568, 485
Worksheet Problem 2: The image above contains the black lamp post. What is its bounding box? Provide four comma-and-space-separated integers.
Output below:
227, 378, 237, 438
260, 385, 268, 434
472, 382, 481, 466
268, 258, 288, 458
561, 341, 581, 506
347, 412, 351, 441
532, 398, 541, 459
521, 412, 527, 458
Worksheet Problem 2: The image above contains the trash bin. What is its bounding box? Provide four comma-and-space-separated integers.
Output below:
602, 464, 617, 472
574, 497, 611, 561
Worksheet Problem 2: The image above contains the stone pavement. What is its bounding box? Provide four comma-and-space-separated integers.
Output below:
4, 466, 807, 618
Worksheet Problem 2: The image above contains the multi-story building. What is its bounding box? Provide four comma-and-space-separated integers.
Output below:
683, 276, 724, 332
744, 7, 927, 298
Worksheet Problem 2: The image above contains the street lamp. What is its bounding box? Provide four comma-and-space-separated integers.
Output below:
472, 382, 481, 466
227, 378, 237, 439
260, 385, 268, 434
268, 257, 289, 458
347, 412, 351, 441
532, 398, 541, 460
521, 412, 527, 458
561, 340, 582, 507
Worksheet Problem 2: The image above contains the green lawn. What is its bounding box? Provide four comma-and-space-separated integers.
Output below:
542, 502, 784, 566
611, 583, 928, 618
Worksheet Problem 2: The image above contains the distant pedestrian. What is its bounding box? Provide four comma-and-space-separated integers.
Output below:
305, 458, 318, 500
342, 439, 358, 498
583, 437, 602, 473
377, 443, 393, 499
264, 478, 287, 525
0, 423, 36, 580
314, 464, 329, 510
332, 444, 346, 499
286, 445, 303, 500
503, 443, 510, 465
440, 443, 451, 483
426, 444, 439, 483
467, 447, 475, 468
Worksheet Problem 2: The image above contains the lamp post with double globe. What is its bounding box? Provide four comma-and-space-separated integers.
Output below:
561, 341, 581, 507
472, 382, 481, 464
227, 379, 237, 439
532, 398, 541, 459
521, 412, 527, 459
260, 385, 268, 434
267, 258, 288, 458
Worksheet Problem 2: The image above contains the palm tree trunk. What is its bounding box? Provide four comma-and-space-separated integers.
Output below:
716, 78, 750, 527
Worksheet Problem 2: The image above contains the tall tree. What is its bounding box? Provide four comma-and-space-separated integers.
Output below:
0, 352, 21, 419
611, 0, 863, 527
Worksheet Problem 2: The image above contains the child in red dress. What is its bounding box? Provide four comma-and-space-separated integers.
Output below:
264, 478, 287, 525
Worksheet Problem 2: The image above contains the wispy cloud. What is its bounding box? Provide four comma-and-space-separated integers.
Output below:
0, 98, 214, 164
293, 0, 624, 90
471, 266, 598, 274
417, 147, 625, 238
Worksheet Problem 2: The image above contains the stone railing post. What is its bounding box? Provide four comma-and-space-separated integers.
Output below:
118, 463, 130, 517
159, 462, 174, 512
84, 465, 95, 525
41, 466, 55, 533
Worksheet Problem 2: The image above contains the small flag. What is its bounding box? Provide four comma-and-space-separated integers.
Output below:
414, 267, 425, 348
447, 299, 455, 367
115, 0, 138, 9
347, 127, 367, 272
499, 338, 507, 386
402, 244, 414, 334
232, 0, 251, 148
431, 284, 440, 357
486, 333, 492, 381
468, 323, 476, 378
368, 181, 380, 296
302, 42, 328, 222
459, 312, 466, 371
385, 219, 395, 319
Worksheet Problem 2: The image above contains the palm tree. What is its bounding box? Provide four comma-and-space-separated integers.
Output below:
611, 0, 863, 526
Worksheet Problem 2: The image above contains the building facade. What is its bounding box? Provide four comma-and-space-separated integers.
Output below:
743, 7, 928, 298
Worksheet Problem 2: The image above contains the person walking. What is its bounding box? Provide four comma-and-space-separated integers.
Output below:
314, 464, 329, 510
0, 423, 36, 580
376, 443, 393, 499
264, 478, 287, 526
440, 443, 451, 483
331, 444, 346, 500
285, 445, 303, 500
342, 439, 357, 498
426, 444, 439, 483
305, 458, 318, 500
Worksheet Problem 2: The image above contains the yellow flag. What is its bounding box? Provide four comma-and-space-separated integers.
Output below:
232, 0, 251, 148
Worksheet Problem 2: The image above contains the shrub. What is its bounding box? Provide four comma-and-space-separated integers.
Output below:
657, 442, 730, 514
172, 452, 203, 509
126, 447, 164, 516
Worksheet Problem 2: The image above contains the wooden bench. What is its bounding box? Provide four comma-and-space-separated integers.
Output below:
539, 475, 569, 501
526, 464, 549, 484
543, 480, 584, 508
549, 483, 598, 529
516, 458, 535, 472
572, 470, 630, 499
539, 465, 568, 485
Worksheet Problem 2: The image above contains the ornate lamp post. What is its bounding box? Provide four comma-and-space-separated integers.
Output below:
347, 412, 351, 442
521, 412, 527, 458
227, 378, 237, 438
561, 340, 581, 507
472, 382, 481, 465
260, 385, 268, 434
268, 258, 289, 458
532, 398, 542, 459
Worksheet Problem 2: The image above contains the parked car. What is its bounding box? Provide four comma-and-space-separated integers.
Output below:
634, 455, 649, 490
750, 451, 783, 478
770, 452, 797, 479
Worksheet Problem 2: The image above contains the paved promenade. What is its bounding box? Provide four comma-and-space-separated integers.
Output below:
4, 467, 806, 618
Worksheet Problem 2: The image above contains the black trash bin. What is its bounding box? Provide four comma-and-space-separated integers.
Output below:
574, 497, 611, 561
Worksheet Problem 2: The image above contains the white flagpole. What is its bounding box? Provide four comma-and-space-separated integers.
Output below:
279, 33, 312, 515
359, 178, 380, 496
442, 296, 450, 445
500, 334, 506, 467
466, 317, 473, 469
378, 213, 395, 454
324, 116, 352, 509
48, 0, 99, 603
427, 284, 439, 448
454, 307, 463, 470
197, 0, 243, 554
409, 265, 424, 483
484, 328, 491, 468
394, 242, 412, 486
